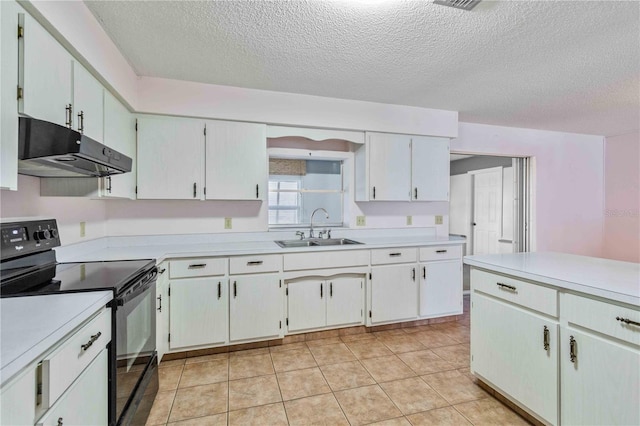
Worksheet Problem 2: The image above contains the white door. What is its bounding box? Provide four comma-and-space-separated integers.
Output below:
229, 274, 282, 342
471, 293, 559, 425
472, 168, 503, 255
19, 12, 72, 127
205, 120, 267, 200
370, 265, 417, 323
137, 116, 204, 199
560, 327, 640, 426
169, 277, 227, 349
72, 62, 103, 142
326, 276, 364, 327
420, 260, 462, 317
411, 136, 449, 201
367, 133, 411, 201
287, 279, 326, 332
102, 91, 136, 199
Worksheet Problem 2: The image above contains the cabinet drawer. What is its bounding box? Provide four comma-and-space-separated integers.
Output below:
563, 293, 640, 347
170, 258, 226, 278
472, 269, 557, 317
420, 245, 462, 262
284, 250, 369, 271
371, 247, 417, 265
230, 255, 281, 274
43, 307, 111, 408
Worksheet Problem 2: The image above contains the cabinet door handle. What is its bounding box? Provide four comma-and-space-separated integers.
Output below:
320, 283, 323, 299
65, 104, 73, 128
157, 295, 162, 312
496, 282, 517, 292
423, 266, 426, 279
414, 187, 418, 200
569, 335, 577, 363
247, 261, 263, 266
81, 331, 102, 351
107, 176, 112, 193
412, 268, 416, 281
217, 282, 221, 299
372, 186, 376, 199
158, 268, 166, 274
436, 249, 448, 253
389, 252, 402, 257
330, 282, 333, 297
543, 325, 550, 351
57, 417, 63, 426
256, 184, 259, 199
616, 316, 640, 327
193, 182, 197, 198
77, 111, 85, 133
188, 263, 207, 269
233, 281, 237, 298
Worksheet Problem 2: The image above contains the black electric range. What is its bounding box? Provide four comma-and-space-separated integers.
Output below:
0, 218, 159, 426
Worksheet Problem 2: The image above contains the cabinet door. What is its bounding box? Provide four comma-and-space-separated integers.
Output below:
205, 120, 267, 200
0, 366, 36, 425
72, 62, 103, 142
419, 260, 462, 317
36, 349, 108, 426
102, 91, 136, 199
326, 276, 364, 327
1, 1, 20, 190
229, 274, 282, 342
155, 265, 169, 361
287, 279, 326, 332
471, 293, 558, 425
411, 136, 449, 201
560, 327, 639, 426
137, 116, 204, 199
370, 265, 417, 323
169, 277, 227, 349
19, 12, 72, 127
367, 133, 411, 201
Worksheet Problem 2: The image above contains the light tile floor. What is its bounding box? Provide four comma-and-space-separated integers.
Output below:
147, 296, 531, 425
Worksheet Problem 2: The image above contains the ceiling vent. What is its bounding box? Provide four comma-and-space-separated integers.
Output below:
433, 0, 481, 11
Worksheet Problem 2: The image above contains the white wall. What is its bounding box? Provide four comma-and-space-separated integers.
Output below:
452, 122, 605, 257
449, 174, 471, 237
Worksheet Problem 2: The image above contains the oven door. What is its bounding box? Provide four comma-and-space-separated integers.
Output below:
115, 269, 157, 423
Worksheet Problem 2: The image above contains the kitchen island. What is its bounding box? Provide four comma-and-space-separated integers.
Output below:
464, 252, 639, 426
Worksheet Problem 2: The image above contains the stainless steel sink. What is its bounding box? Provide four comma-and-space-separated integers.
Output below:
275, 238, 363, 248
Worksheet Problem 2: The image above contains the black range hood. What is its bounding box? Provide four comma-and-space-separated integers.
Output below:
18, 117, 132, 178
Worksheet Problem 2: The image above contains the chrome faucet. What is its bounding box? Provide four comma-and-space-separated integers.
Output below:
309, 208, 329, 239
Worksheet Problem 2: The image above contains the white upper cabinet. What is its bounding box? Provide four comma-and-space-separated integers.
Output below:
205, 120, 267, 200
72, 62, 103, 142
1, 0, 20, 190
411, 136, 450, 201
356, 132, 450, 202
102, 92, 136, 199
18, 11, 72, 128
137, 115, 205, 200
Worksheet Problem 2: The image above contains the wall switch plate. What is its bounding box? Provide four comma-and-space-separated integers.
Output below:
224, 217, 232, 229
406, 216, 413, 226
79, 221, 86, 238
356, 216, 366, 226
435, 215, 443, 225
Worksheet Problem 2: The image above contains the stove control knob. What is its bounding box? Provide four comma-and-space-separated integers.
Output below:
34, 230, 51, 241
50, 229, 59, 238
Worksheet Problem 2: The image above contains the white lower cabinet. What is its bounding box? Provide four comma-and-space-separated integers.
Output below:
287, 275, 364, 333
169, 277, 228, 349
36, 349, 108, 426
0, 366, 36, 425
471, 293, 559, 425
156, 264, 169, 361
419, 260, 462, 318
369, 264, 417, 324
229, 274, 282, 342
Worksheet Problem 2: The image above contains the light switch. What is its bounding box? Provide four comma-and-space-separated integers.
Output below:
224, 217, 232, 229
407, 216, 413, 226
435, 215, 443, 225
356, 216, 366, 226
80, 221, 86, 238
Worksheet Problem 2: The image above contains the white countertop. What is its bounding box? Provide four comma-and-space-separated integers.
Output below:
464, 252, 640, 306
1, 291, 113, 387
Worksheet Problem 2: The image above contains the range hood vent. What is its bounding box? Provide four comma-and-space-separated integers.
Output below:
18, 117, 132, 178
433, 0, 481, 11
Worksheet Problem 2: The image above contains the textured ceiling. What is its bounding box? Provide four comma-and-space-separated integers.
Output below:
85, 0, 640, 136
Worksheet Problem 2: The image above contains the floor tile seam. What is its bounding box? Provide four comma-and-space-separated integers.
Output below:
450, 396, 493, 425
167, 367, 186, 422
376, 378, 413, 417
228, 369, 278, 381
280, 387, 333, 403
269, 349, 290, 425
175, 376, 231, 390
163, 411, 224, 425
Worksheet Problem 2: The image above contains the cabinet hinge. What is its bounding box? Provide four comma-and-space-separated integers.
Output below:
17, 86, 23, 100
135, 120, 138, 131
286, 318, 289, 326
135, 186, 138, 195
369, 310, 372, 318
361, 309, 363, 317
204, 126, 207, 136
17, 25, 23, 39
279, 321, 282, 329
286, 288, 288, 296
279, 280, 282, 288
204, 187, 206, 196
168, 333, 171, 343
369, 273, 372, 280
168, 286, 170, 297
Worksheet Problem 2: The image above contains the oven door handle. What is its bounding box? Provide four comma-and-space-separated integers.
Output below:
118, 274, 157, 305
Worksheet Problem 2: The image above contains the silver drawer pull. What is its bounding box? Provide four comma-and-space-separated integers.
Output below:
57, 417, 63, 426
436, 249, 448, 253
188, 263, 207, 269
569, 335, 577, 363
616, 316, 640, 327
543, 326, 550, 351
81, 332, 102, 351
247, 261, 264, 266
389, 253, 402, 257
496, 282, 517, 292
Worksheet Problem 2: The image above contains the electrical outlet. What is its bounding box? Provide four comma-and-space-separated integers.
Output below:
356, 216, 366, 226
406, 215, 413, 226
79, 221, 86, 238
435, 215, 443, 225
224, 217, 232, 229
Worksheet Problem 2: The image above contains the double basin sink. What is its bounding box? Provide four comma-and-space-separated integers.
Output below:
275, 238, 363, 248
